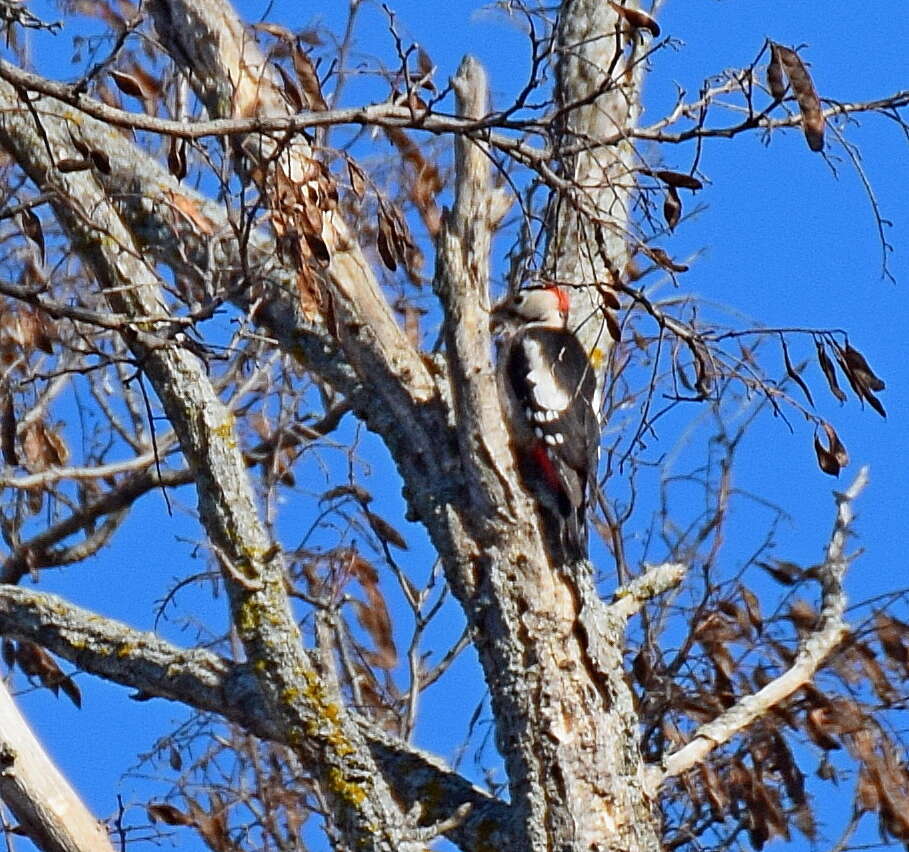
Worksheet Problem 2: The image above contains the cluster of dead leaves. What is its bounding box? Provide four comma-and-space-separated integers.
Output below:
651, 582, 909, 851
3, 639, 81, 707
344, 154, 427, 288
802, 337, 884, 476
267, 155, 339, 318
1, 304, 67, 511
251, 22, 330, 113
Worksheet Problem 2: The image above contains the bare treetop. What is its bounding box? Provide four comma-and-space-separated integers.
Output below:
0, 2, 905, 851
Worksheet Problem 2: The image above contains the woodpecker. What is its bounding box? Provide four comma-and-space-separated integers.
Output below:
491, 284, 599, 562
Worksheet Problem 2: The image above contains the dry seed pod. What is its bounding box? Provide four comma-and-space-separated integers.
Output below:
56, 158, 91, 173
110, 69, 146, 99
376, 214, 397, 272
19, 207, 44, 263
653, 170, 703, 191
649, 247, 688, 273
608, 1, 661, 37
767, 43, 788, 101
663, 186, 681, 231
775, 44, 825, 152
813, 421, 847, 477
89, 149, 111, 174
1, 384, 16, 466
815, 339, 846, 402
168, 136, 187, 180
843, 344, 885, 391
346, 156, 367, 199
275, 63, 304, 112
780, 335, 813, 406
292, 45, 328, 111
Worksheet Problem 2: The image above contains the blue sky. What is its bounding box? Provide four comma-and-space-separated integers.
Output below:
5, 1, 908, 850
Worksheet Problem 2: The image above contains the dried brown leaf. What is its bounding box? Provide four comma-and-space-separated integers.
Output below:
89, 148, 111, 174
788, 599, 817, 633
346, 156, 367, 199
348, 554, 398, 669
377, 215, 397, 272
698, 763, 729, 817
16, 641, 63, 693
813, 433, 838, 478
251, 21, 294, 41
806, 707, 841, 750
16, 309, 54, 354
302, 230, 330, 267
598, 287, 621, 310
417, 45, 434, 81
708, 642, 735, 679
853, 643, 896, 702
862, 388, 886, 419
843, 344, 885, 391
59, 675, 82, 709
275, 62, 304, 112
742, 587, 763, 635
813, 422, 847, 477
169, 746, 183, 771
823, 421, 848, 467
321, 484, 373, 504
22, 421, 68, 470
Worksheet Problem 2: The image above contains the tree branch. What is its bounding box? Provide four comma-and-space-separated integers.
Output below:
0, 74, 412, 851
0, 584, 512, 851
653, 467, 868, 791
0, 678, 115, 852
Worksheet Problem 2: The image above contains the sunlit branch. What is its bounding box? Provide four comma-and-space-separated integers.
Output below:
651, 467, 869, 792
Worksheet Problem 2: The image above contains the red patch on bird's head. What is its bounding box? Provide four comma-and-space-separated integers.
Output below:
545, 284, 570, 317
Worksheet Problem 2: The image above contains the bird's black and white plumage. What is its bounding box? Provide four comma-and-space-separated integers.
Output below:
492, 285, 599, 562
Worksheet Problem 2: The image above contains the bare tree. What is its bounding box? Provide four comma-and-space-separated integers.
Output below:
0, 1, 905, 850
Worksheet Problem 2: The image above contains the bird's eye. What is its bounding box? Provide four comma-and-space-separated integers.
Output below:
514, 293, 525, 304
